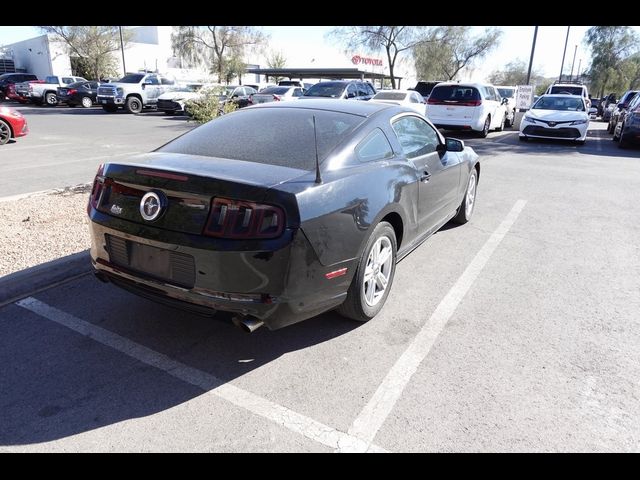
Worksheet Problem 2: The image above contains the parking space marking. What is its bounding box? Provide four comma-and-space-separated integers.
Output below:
342, 199, 527, 450
3, 151, 143, 173
16, 296, 387, 453
0, 142, 73, 152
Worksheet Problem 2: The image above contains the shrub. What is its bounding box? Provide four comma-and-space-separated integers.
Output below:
185, 86, 238, 124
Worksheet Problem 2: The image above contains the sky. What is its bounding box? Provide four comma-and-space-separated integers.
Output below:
3, 26, 640, 84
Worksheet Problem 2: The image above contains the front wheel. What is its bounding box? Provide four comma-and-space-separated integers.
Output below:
0, 118, 11, 145
453, 168, 478, 224
125, 96, 143, 114
337, 221, 397, 322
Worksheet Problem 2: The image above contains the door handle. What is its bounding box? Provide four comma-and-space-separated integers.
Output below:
420, 171, 431, 182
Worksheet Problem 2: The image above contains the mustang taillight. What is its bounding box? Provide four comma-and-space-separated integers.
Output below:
204, 197, 285, 239
88, 163, 105, 214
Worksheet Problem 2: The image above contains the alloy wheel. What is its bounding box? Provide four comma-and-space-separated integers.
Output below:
362, 236, 393, 307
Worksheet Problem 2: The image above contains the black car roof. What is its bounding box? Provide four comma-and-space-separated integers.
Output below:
249, 98, 395, 117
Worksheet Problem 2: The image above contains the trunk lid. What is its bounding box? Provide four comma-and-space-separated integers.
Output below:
95, 152, 306, 234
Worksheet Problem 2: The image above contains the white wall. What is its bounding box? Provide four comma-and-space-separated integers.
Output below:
4, 34, 73, 79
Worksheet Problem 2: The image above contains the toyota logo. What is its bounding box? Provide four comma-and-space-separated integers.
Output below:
140, 191, 165, 221
548, 121, 557, 127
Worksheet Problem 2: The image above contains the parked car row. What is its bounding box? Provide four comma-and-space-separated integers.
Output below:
606, 89, 640, 148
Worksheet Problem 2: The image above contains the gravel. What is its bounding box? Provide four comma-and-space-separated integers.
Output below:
0, 184, 92, 277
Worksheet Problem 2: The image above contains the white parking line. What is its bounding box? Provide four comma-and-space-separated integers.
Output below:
342, 199, 527, 450
0, 142, 73, 151
4, 151, 142, 173
16, 296, 387, 453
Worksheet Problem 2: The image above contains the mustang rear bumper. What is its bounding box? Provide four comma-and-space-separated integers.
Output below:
89, 210, 354, 330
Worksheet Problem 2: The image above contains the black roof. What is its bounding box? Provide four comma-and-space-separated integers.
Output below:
247, 98, 395, 117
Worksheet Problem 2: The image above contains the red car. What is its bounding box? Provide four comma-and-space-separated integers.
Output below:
0, 106, 28, 145
6, 83, 30, 103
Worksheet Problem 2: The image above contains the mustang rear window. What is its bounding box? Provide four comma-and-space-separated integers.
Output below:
159, 108, 365, 170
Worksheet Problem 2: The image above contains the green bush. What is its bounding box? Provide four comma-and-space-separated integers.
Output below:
185, 86, 238, 124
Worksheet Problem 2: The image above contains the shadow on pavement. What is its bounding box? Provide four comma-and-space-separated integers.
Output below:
0, 265, 359, 445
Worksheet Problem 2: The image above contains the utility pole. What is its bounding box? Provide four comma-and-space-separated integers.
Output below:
559, 26, 570, 81
119, 26, 126, 76
526, 26, 539, 85
577, 58, 582, 80
569, 44, 578, 81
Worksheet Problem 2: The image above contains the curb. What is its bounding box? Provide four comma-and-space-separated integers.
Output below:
0, 250, 92, 307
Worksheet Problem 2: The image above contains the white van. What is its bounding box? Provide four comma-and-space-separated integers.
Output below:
425, 82, 509, 137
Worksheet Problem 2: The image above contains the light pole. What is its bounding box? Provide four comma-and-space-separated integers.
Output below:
577, 58, 582, 80
526, 26, 539, 85
559, 26, 570, 81
569, 44, 578, 81
119, 26, 126, 76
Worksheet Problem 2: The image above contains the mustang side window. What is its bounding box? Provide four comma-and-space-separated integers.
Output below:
392, 116, 440, 159
356, 128, 394, 163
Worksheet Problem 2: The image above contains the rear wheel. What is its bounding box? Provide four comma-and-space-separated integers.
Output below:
125, 96, 143, 114
337, 221, 397, 322
81, 96, 93, 108
453, 168, 478, 224
45, 92, 57, 106
0, 119, 11, 145
478, 116, 490, 138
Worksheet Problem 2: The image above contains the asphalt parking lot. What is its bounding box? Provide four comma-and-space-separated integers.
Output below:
1, 106, 640, 452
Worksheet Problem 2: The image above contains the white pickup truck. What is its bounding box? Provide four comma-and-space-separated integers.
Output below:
96, 72, 176, 114
15, 75, 87, 106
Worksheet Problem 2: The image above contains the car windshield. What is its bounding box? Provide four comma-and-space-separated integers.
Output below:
549, 86, 583, 96
159, 108, 364, 169
303, 83, 346, 98
532, 96, 585, 111
374, 92, 407, 101
497, 88, 515, 98
118, 74, 145, 83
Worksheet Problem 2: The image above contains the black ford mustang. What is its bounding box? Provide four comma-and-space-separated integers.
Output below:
88, 100, 480, 332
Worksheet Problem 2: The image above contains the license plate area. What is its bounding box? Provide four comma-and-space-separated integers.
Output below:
106, 234, 195, 288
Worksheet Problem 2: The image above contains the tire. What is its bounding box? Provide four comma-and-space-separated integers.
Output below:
505, 111, 514, 128
337, 221, 397, 322
102, 104, 118, 113
453, 168, 478, 224
81, 96, 93, 108
45, 92, 57, 106
478, 116, 490, 138
496, 114, 506, 132
125, 96, 143, 114
619, 128, 631, 149
0, 118, 11, 145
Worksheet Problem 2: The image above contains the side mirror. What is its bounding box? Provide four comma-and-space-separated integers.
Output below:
444, 137, 464, 152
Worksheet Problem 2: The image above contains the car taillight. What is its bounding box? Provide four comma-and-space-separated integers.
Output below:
68, 89, 77, 95
203, 197, 285, 239
88, 163, 105, 214
427, 98, 444, 105
460, 99, 482, 106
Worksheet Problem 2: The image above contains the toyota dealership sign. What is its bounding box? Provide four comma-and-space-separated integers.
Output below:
351, 55, 383, 66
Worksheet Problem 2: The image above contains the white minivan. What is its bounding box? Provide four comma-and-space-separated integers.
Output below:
425, 82, 508, 137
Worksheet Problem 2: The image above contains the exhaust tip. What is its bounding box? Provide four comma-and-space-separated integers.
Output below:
232, 315, 264, 333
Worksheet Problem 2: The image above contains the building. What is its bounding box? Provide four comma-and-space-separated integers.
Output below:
1, 27, 210, 82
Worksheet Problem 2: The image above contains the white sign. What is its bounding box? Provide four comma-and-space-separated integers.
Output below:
516, 85, 534, 110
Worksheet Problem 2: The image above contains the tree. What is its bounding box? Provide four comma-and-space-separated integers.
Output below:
584, 26, 640, 97
488, 59, 544, 86
172, 26, 267, 84
266, 50, 287, 83
39, 26, 131, 80
328, 26, 433, 89
414, 27, 502, 81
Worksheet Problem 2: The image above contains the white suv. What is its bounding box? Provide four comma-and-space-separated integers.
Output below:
545, 82, 590, 108
425, 82, 509, 137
